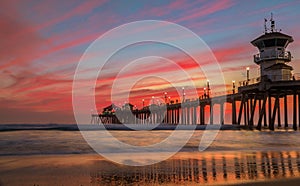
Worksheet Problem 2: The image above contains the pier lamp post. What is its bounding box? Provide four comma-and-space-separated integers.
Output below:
182, 87, 185, 102
152, 96, 155, 105
204, 87, 207, 98
142, 99, 145, 108
246, 67, 250, 85
207, 80, 210, 98
232, 80, 236, 94
168, 96, 171, 104
164, 92, 167, 104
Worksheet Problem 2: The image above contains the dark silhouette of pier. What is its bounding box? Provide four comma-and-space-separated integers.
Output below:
91, 17, 300, 130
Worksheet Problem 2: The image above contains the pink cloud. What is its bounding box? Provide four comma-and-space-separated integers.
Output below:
212, 44, 251, 62
136, 0, 199, 18
174, 0, 235, 23
0, 70, 73, 114
16, 1, 107, 38
0, 16, 48, 70
245, 1, 300, 17
0, 0, 109, 71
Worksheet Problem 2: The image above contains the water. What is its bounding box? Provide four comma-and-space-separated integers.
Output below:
1, 124, 300, 185
1, 125, 300, 155
90, 151, 300, 185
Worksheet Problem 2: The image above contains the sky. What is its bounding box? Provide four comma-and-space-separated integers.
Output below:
1, 0, 300, 124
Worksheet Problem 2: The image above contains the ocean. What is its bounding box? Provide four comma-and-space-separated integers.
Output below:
1, 124, 300, 185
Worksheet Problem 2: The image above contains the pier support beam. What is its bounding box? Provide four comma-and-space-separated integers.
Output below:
249, 95, 257, 126
177, 108, 180, 124
187, 106, 190, 125
203, 106, 206, 125
263, 100, 267, 127
244, 97, 248, 125
220, 103, 224, 125
257, 93, 267, 130
293, 93, 297, 130
238, 95, 245, 125
181, 107, 184, 125
258, 98, 261, 125
174, 109, 176, 124
232, 98, 237, 124
210, 103, 214, 125
249, 97, 253, 125
284, 95, 288, 128
268, 94, 272, 128
270, 95, 279, 131
200, 106, 205, 125
193, 106, 197, 124
298, 94, 300, 129
277, 97, 281, 128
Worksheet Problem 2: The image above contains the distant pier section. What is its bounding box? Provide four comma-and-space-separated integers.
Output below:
92, 16, 300, 130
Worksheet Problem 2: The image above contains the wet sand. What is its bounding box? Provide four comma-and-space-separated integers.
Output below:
1, 151, 300, 186
230, 177, 300, 186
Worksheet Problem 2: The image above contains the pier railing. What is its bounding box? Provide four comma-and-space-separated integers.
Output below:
239, 77, 261, 87
238, 73, 300, 87
92, 74, 300, 130
254, 51, 291, 63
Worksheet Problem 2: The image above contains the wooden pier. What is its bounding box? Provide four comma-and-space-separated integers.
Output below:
92, 78, 300, 130
91, 17, 300, 130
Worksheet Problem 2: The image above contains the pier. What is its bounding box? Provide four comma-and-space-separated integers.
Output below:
91, 17, 300, 130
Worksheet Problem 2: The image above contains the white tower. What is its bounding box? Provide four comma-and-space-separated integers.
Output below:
251, 14, 293, 82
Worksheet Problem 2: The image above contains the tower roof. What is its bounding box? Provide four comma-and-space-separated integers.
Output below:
251, 32, 293, 47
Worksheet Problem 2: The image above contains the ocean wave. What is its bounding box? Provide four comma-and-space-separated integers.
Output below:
0, 124, 243, 132
0, 124, 80, 131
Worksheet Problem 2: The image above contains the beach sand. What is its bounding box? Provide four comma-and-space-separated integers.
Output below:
229, 177, 300, 186
1, 153, 300, 186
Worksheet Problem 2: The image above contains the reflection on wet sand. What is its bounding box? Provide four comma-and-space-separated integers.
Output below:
90, 151, 300, 185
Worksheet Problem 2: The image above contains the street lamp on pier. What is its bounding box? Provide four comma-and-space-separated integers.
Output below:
207, 80, 210, 98
232, 80, 236, 94
164, 92, 167, 104
246, 67, 250, 85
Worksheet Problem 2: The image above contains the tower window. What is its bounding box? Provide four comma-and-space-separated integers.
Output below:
257, 41, 264, 48
276, 39, 287, 47
263, 39, 276, 47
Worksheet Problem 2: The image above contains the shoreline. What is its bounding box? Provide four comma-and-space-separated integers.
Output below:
0, 123, 296, 132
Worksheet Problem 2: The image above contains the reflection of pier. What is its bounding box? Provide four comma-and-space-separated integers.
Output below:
90, 151, 300, 185
92, 17, 300, 130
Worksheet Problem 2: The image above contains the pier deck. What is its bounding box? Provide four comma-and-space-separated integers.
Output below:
91, 80, 300, 131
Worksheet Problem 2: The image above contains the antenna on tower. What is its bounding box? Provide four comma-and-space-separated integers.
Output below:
264, 18, 268, 33
270, 12, 275, 32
